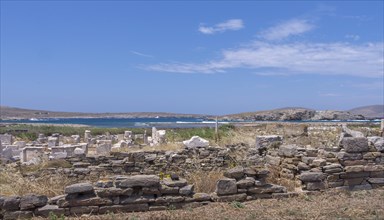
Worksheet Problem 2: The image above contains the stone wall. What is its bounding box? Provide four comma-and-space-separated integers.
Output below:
265, 136, 384, 191
0, 166, 289, 219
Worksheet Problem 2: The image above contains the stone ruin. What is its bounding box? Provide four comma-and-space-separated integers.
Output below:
0, 127, 167, 164
0, 123, 383, 218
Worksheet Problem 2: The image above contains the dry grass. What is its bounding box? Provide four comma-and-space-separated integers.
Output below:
185, 170, 224, 193
0, 166, 75, 197
31, 188, 384, 220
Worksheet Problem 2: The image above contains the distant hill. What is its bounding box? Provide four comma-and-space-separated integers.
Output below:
0, 106, 207, 120
221, 107, 365, 121
349, 105, 384, 119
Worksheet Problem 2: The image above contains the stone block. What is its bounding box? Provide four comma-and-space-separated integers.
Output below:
306, 182, 326, 191
35, 205, 65, 218
345, 165, 365, 173
236, 177, 255, 189
3, 211, 33, 220
64, 183, 94, 194
341, 137, 369, 153
299, 172, 326, 182
247, 184, 286, 194
162, 177, 188, 187
215, 178, 237, 195
192, 193, 211, 202
344, 178, 364, 186
119, 175, 160, 188
120, 195, 155, 204
211, 193, 247, 202
3, 196, 20, 211
179, 184, 194, 196
278, 145, 298, 157
367, 178, 384, 184
224, 166, 244, 180
19, 194, 48, 210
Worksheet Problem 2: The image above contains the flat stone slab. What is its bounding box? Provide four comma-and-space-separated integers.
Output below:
65, 183, 94, 194
119, 175, 160, 188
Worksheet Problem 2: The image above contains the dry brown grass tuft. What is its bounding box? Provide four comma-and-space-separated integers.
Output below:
185, 169, 223, 193
0, 166, 75, 197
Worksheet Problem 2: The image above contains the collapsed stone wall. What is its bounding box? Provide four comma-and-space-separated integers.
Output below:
0, 166, 288, 220
265, 136, 384, 191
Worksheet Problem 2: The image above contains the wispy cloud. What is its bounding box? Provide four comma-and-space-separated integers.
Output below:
345, 34, 360, 41
130, 50, 153, 58
147, 41, 384, 77
258, 19, 314, 41
198, 19, 244, 35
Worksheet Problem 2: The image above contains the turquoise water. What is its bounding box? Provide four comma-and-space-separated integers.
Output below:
0, 117, 224, 128
0, 117, 378, 128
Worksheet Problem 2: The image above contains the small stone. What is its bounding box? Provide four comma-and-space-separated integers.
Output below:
278, 145, 298, 157
224, 166, 244, 180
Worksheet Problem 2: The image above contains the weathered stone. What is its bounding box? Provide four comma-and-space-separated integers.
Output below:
302, 157, 316, 164
364, 165, 384, 172
162, 177, 188, 187
368, 136, 384, 152
35, 205, 65, 218
344, 178, 364, 186
20, 194, 48, 210
215, 178, 237, 195
367, 178, 384, 184
70, 206, 99, 215
48, 195, 66, 205
312, 159, 326, 167
60, 196, 112, 208
119, 175, 160, 188
3, 211, 33, 220
328, 181, 344, 188
306, 182, 326, 190
211, 193, 247, 202
345, 165, 365, 173
337, 152, 363, 160
278, 145, 298, 157
149, 206, 167, 211
98, 204, 149, 214
323, 164, 343, 174
64, 183, 94, 194
183, 136, 209, 148
160, 185, 179, 194
142, 187, 160, 195
120, 195, 154, 204
255, 135, 283, 154
236, 177, 255, 189
179, 184, 194, 196
341, 137, 369, 153
187, 193, 210, 202
247, 184, 286, 194
340, 172, 370, 179
299, 172, 326, 182
95, 187, 133, 197
3, 196, 20, 211
298, 162, 310, 171
224, 166, 244, 180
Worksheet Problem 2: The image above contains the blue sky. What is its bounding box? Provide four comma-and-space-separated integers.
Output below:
1, 1, 383, 115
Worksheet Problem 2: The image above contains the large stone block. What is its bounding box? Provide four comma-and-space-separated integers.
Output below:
341, 137, 369, 153
119, 175, 160, 188
3, 196, 20, 211
19, 194, 48, 210
65, 183, 94, 194
224, 166, 244, 180
278, 145, 298, 157
299, 172, 326, 182
368, 136, 384, 152
215, 178, 237, 195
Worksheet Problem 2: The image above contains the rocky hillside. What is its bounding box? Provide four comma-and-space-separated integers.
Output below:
349, 105, 384, 119
221, 107, 365, 121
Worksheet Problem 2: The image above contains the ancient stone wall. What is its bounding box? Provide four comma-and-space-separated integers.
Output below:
0, 166, 288, 219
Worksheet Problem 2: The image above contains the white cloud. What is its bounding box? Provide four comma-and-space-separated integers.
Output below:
345, 34, 360, 41
130, 50, 153, 58
198, 19, 244, 35
259, 19, 314, 41
147, 41, 384, 78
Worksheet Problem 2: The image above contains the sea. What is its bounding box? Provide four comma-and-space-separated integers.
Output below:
0, 117, 227, 128
0, 117, 380, 128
